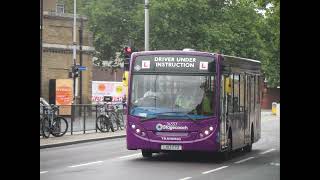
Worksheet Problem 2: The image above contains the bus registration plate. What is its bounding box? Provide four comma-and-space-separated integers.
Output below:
161, 145, 182, 151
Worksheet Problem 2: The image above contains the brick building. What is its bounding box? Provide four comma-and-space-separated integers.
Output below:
261, 87, 280, 109
41, 0, 94, 104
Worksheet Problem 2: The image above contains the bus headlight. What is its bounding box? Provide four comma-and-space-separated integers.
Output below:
130, 123, 145, 136
204, 130, 209, 135
136, 128, 141, 133
200, 125, 217, 138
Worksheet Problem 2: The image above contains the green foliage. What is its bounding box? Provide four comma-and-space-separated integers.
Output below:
253, 0, 280, 87
62, 0, 279, 87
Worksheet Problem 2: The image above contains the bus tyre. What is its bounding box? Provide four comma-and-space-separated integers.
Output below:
245, 128, 254, 152
244, 127, 253, 152
219, 135, 232, 161
142, 150, 152, 158
224, 136, 232, 160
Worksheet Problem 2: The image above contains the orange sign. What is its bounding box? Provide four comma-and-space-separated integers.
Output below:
56, 86, 72, 105
98, 84, 106, 92
56, 79, 73, 115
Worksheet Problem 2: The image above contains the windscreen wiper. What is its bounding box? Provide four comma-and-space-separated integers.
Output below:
140, 116, 157, 122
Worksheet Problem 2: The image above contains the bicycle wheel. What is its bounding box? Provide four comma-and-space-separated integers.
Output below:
96, 115, 110, 132
116, 111, 124, 130
51, 116, 68, 137
41, 117, 51, 138
40, 116, 42, 136
108, 112, 116, 132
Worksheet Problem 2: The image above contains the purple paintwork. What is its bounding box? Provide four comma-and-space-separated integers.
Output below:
126, 115, 220, 152
126, 51, 222, 152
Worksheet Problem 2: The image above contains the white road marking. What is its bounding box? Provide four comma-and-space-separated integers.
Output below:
234, 157, 255, 164
118, 153, 141, 159
260, 148, 276, 154
68, 161, 103, 168
40, 171, 48, 174
179, 177, 192, 180
202, 166, 229, 174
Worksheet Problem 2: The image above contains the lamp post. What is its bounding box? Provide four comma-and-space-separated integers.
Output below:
40, 0, 43, 97
144, 0, 149, 51
73, 0, 77, 105
79, 17, 83, 105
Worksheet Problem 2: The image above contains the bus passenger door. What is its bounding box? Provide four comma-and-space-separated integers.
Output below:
250, 76, 255, 142
219, 75, 228, 150
255, 76, 262, 141
244, 75, 251, 144
239, 75, 246, 146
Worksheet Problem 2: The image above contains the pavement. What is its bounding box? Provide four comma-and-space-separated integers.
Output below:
40, 109, 276, 149
40, 130, 126, 149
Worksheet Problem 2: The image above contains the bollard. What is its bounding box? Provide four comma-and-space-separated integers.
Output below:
272, 102, 277, 115
71, 105, 74, 135
83, 106, 86, 134
276, 103, 280, 117
96, 105, 98, 132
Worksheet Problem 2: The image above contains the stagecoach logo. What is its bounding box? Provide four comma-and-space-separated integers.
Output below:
155, 123, 188, 131
134, 65, 141, 71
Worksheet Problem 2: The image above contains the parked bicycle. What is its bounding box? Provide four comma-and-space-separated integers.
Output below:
96, 102, 114, 132
96, 102, 125, 132
40, 104, 69, 138
111, 104, 125, 131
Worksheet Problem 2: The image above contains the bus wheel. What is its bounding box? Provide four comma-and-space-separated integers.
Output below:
142, 150, 152, 158
244, 127, 253, 152
220, 135, 232, 161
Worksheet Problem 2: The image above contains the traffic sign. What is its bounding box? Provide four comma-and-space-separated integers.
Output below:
78, 66, 86, 71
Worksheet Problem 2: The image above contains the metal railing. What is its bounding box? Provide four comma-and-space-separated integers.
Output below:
40, 103, 127, 136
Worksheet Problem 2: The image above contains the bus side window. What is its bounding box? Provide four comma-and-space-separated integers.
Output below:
227, 74, 234, 113
240, 74, 245, 112
256, 75, 260, 105
233, 74, 240, 112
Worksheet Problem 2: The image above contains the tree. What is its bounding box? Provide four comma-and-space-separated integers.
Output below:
254, 0, 280, 87
62, 0, 279, 87
63, 0, 144, 67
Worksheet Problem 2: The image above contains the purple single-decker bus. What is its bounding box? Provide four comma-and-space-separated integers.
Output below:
126, 50, 262, 159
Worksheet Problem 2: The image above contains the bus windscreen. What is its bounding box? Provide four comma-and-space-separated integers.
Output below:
130, 74, 216, 120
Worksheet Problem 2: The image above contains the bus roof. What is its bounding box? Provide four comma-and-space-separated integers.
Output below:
133, 50, 260, 62
221, 54, 261, 75
132, 50, 261, 74
222, 54, 261, 64
132, 50, 214, 57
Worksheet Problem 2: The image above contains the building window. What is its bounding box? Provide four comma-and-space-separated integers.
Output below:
56, 4, 65, 14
